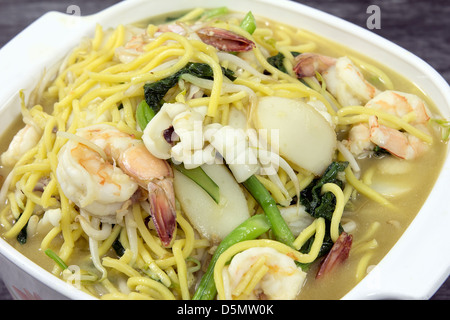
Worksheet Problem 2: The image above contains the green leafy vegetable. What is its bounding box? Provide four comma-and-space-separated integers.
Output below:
373, 145, 391, 157
267, 51, 301, 74
243, 175, 295, 247
192, 214, 271, 300
16, 219, 27, 245
267, 52, 289, 74
300, 161, 348, 220
141, 62, 236, 128
172, 163, 220, 204
112, 237, 126, 257
45, 249, 69, 270
136, 100, 155, 131
299, 161, 348, 258
240, 11, 257, 34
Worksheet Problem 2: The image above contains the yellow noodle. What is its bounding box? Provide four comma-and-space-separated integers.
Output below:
321, 183, 346, 242
355, 251, 375, 282
58, 184, 75, 248
40, 226, 62, 251
132, 203, 169, 258
177, 7, 205, 22
349, 55, 394, 90
131, 35, 195, 84
186, 91, 248, 108
103, 257, 141, 278
136, 239, 172, 287
92, 24, 104, 51
7, 193, 20, 220
13, 162, 51, 176
172, 240, 190, 300
23, 171, 43, 193
344, 166, 394, 208
234, 78, 274, 95
233, 256, 268, 298
255, 175, 288, 205
352, 238, 378, 255
89, 47, 185, 83
127, 277, 176, 300
195, 52, 224, 117
293, 218, 324, 251
133, 285, 160, 299
176, 213, 195, 258
0, 204, 12, 230
98, 224, 122, 256
52, 241, 74, 274
354, 221, 381, 245
41, 173, 58, 209
121, 98, 137, 129
4, 199, 35, 238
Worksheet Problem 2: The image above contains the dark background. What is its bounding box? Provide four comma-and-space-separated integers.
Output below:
0, 0, 448, 300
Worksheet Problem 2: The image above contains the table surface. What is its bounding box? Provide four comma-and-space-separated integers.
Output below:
0, 0, 448, 300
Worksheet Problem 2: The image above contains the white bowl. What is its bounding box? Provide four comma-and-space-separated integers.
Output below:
0, 0, 449, 300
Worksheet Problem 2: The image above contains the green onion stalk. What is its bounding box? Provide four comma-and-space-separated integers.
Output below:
192, 214, 271, 300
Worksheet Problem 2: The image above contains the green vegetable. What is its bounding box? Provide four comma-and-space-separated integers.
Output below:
243, 175, 295, 247
143, 62, 236, 121
299, 161, 348, 257
300, 161, 348, 220
136, 100, 155, 131
112, 237, 126, 257
267, 52, 288, 73
373, 145, 391, 157
172, 163, 220, 204
430, 118, 450, 141
202, 6, 229, 20
16, 219, 27, 245
45, 249, 69, 270
186, 256, 202, 273
240, 11, 257, 34
267, 51, 301, 74
192, 214, 271, 300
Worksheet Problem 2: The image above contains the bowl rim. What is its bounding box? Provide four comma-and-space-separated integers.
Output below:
0, 0, 449, 300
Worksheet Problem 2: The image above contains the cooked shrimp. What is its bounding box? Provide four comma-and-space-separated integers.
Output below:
369, 116, 429, 160
365, 90, 431, 124
345, 90, 431, 159
56, 124, 176, 246
115, 29, 151, 64
367, 90, 431, 159
344, 123, 375, 158
157, 23, 189, 36
293, 53, 336, 78
1, 124, 41, 167
222, 247, 307, 300
294, 54, 380, 106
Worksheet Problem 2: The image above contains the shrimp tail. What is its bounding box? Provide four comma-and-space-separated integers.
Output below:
197, 27, 255, 52
316, 232, 352, 279
148, 179, 176, 247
